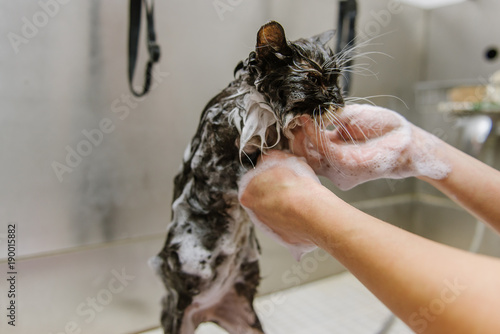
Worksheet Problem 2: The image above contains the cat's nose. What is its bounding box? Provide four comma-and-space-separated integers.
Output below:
315, 88, 329, 102
331, 90, 344, 105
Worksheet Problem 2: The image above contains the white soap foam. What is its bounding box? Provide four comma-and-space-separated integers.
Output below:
293, 104, 451, 190
408, 126, 452, 180
238, 104, 451, 260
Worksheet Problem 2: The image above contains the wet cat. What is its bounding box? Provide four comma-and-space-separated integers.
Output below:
151, 21, 345, 334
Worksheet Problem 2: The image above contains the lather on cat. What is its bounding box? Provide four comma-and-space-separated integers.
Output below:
151, 21, 346, 334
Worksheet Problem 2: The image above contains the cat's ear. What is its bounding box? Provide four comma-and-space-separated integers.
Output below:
310, 29, 336, 47
256, 21, 292, 62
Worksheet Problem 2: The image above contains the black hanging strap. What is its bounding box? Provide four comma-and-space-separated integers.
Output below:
336, 0, 357, 95
128, 0, 161, 97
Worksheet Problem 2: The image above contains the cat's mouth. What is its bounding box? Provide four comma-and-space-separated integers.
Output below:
316, 104, 343, 129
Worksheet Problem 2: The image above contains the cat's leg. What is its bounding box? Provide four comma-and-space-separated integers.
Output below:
152, 252, 202, 334
156, 260, 263, 334
164, 289, 263, 334
159, 289, 183, 334
160, 285, 263, 334
207, 260, 264, 334
207, 289, 264, 334
160, 286, 199, 334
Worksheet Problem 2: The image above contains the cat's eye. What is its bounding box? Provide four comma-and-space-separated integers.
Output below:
308, 73, 321, 85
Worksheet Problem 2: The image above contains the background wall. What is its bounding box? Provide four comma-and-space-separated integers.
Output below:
425, 0, 500, 81
1, 0, 499, 333
411, 0, 500, 256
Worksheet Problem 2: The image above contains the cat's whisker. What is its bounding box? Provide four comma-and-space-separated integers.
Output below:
312, 108, 331, 170
313, 108, 333, 158
241, 150, 256, 169
335, 35, 371, 65
334, 30, 394, 64
326, 112, 358, 147
338, 72, 351, 87
315, 107, 330, 160
340, 63, 380, 77
334, 34, 396, 92
345, 94, 409, 110
337, 62, 373, 71
337, 50, 393, 67
345, 96, 377, 106
319, 113, 347, 176
341, 68, 380, 79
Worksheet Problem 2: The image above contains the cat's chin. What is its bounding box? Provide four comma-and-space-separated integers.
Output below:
320, 105, 344, 129
283, 105, 343, 139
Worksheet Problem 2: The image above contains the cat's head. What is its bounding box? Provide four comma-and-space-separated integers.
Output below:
247, 21, 344, 133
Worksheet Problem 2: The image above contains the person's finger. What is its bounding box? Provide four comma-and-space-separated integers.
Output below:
332, 104, 404, 142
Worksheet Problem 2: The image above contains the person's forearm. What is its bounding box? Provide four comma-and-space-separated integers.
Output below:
420, 141, 500, 232
299, 188, 500, 333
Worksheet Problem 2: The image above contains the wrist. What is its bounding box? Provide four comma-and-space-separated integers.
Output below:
409, 125, 452, 181
293, 185, 349, 247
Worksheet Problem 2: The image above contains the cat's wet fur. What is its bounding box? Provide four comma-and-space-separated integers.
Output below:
152, 21, 345, 334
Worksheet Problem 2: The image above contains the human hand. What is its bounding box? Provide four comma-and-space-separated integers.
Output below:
238, 150, 325, 260
291, 104, 451, 190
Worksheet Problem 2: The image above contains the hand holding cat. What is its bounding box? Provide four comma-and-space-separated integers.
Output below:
291, 104, 451, 190
238, 151, 321, 260
239, 104, 451, 259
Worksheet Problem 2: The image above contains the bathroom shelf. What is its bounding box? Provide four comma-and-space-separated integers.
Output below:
438, 101, 500, 119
